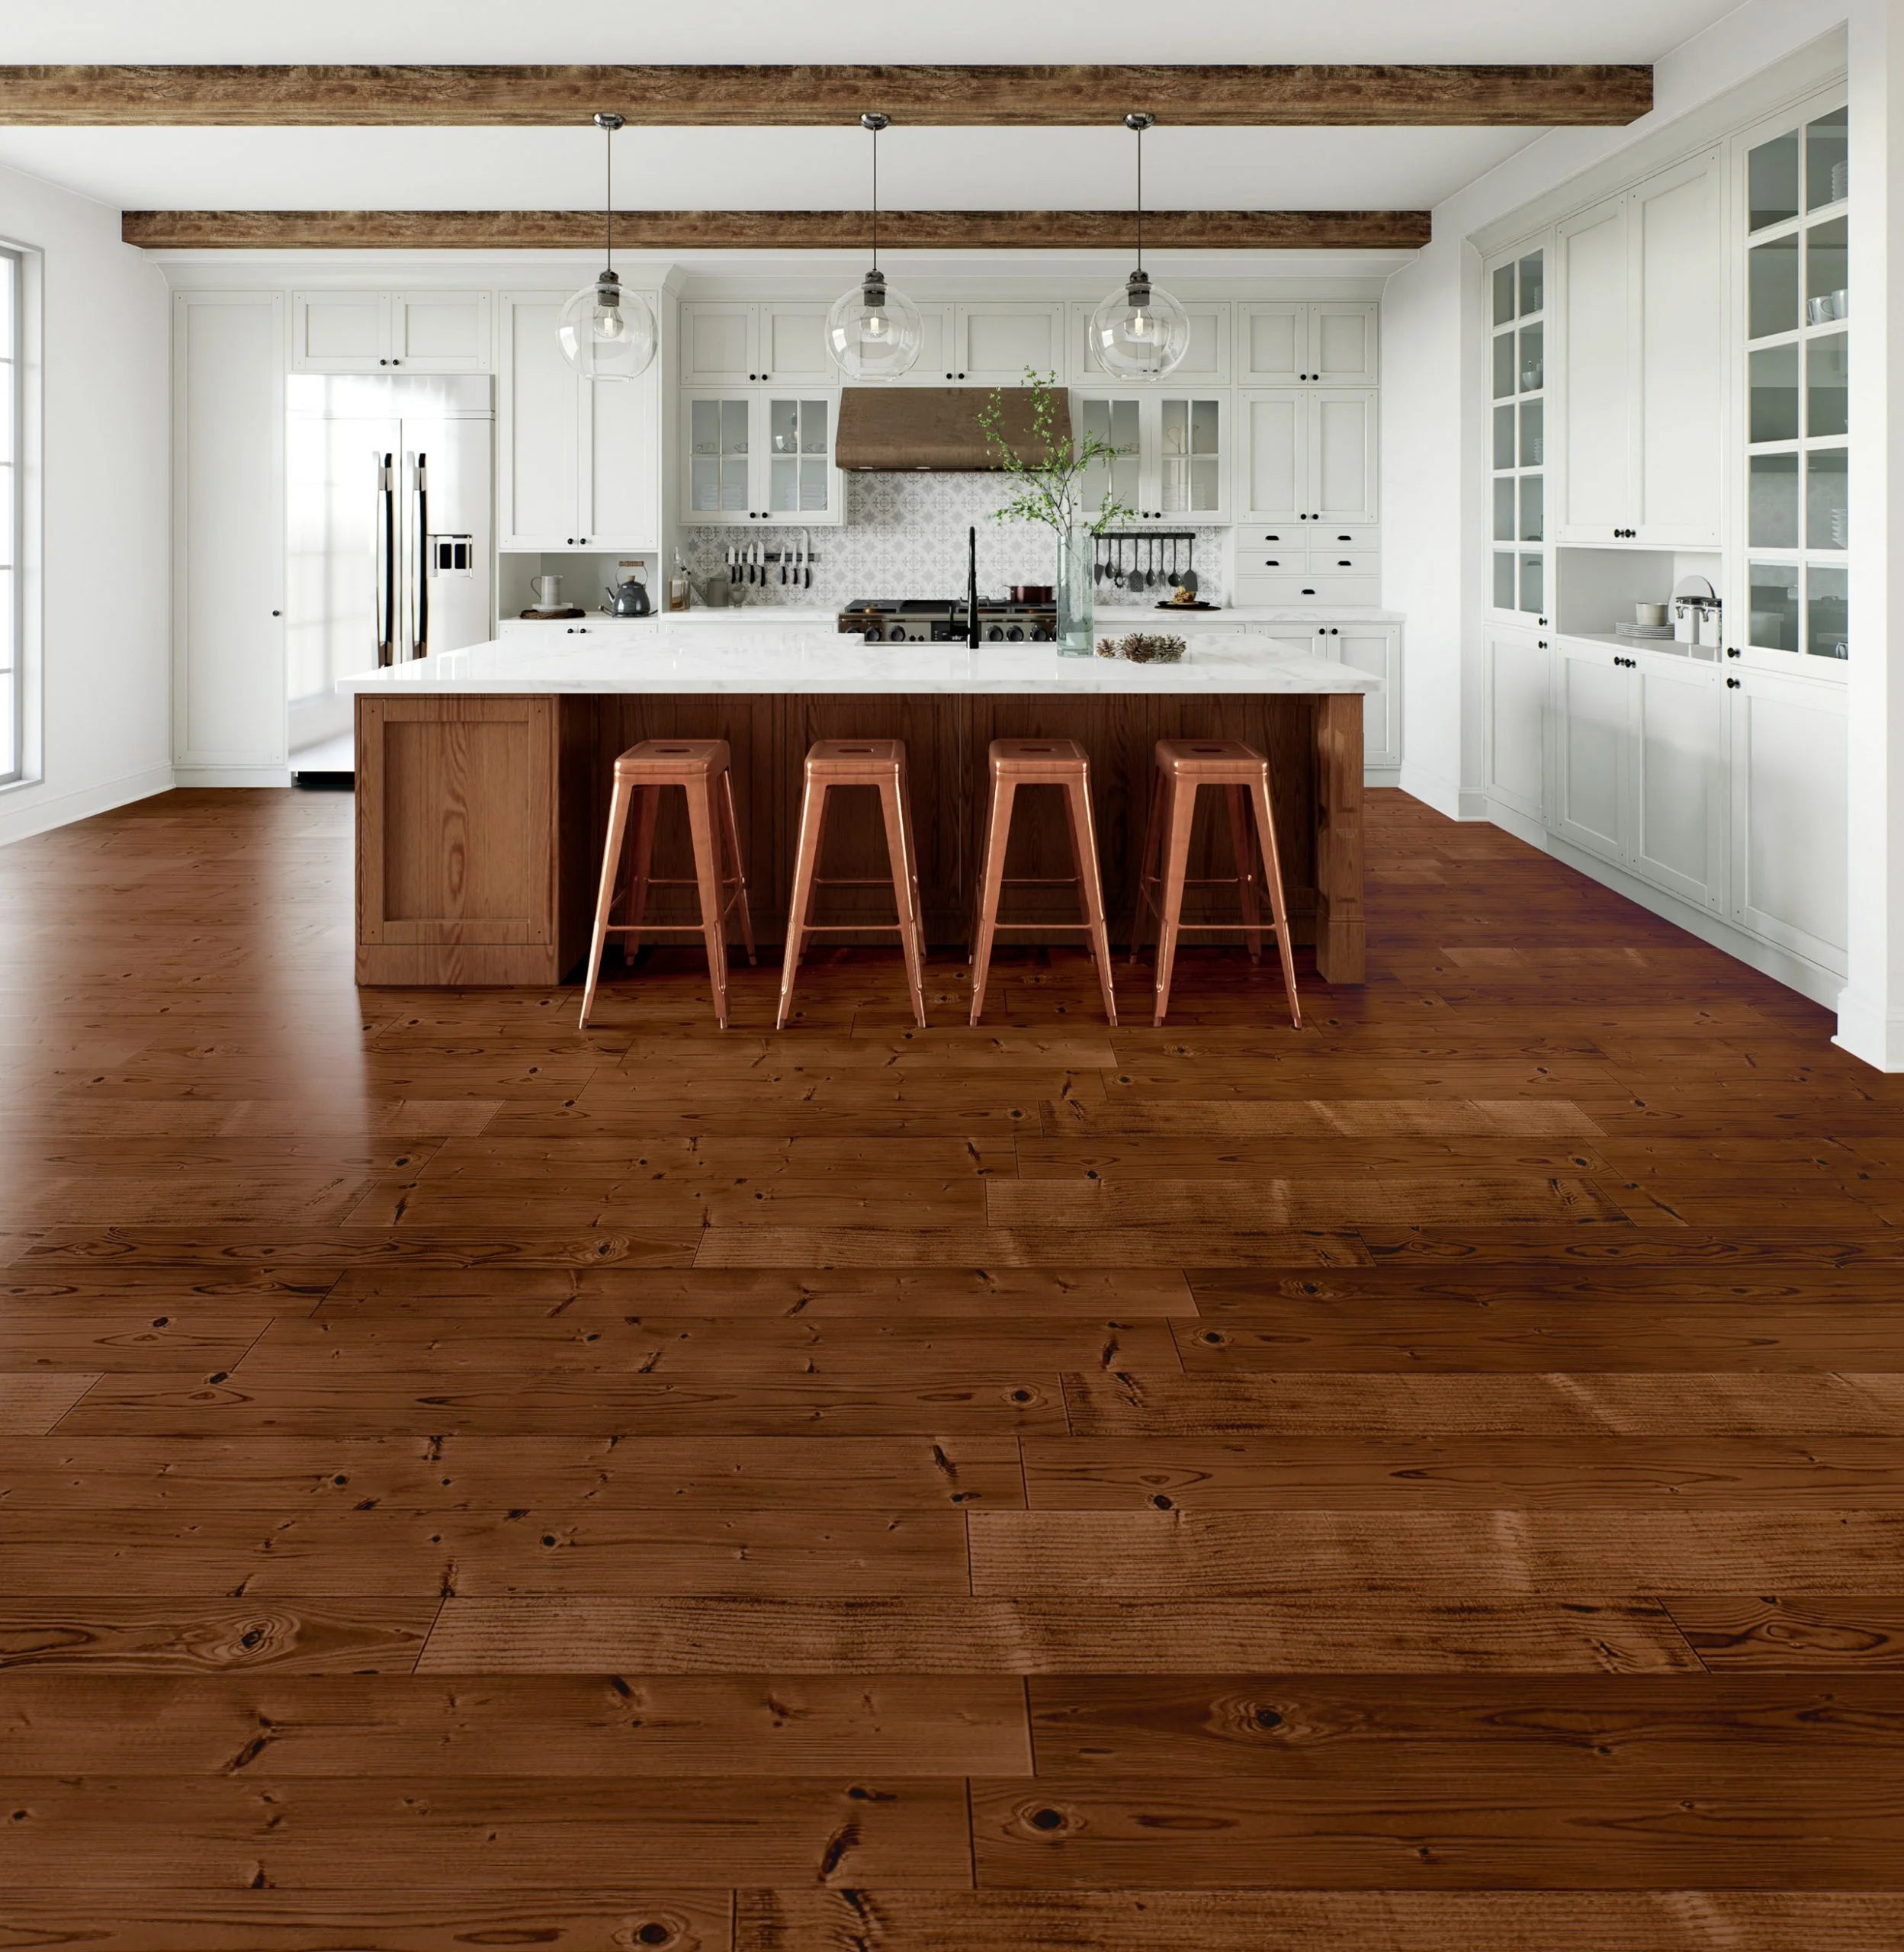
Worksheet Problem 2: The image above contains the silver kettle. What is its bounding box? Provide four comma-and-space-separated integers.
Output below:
605, 576, 650, 618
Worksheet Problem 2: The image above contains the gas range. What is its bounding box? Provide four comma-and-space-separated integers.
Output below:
837, 598, 1058, 645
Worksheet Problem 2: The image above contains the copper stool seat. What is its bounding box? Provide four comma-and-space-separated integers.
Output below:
776, 739, 927, 1031
969, 737, 1116, 1027
579, 738, 756, 1030
1131, 737, 1301, 1028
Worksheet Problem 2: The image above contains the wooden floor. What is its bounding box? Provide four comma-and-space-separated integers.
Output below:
3, 786, 1904, 1949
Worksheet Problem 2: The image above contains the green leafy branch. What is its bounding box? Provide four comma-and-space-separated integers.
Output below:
975, 368, 1135, 538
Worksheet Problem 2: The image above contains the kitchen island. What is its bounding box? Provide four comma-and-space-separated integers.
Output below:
340, 629, 1376, 989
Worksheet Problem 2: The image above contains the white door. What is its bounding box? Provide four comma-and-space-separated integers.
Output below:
1729, 667, 1848, 971
582, 368, 660, 548
499, 294, 579, 547
902, 304, 956, 384
1074, 394, 1145, 524
291, 292, 387, 374
1308, 389, 1377, 524
1238, 390, 1305, 523
393, 293, 492, 373
955, 303, 1065, 384
1627, 651, 1726, 907
760, 393, 843, 525
1633, 151, 1724, 545
1236, 303, 1305, 384
1556, 193, 1633, 538
682, 393, 754, 523
1334, 623, 1401, 769
1550, 640, 1629, 865
1241, 388, 1304, 523
173, 291, 286, 772
758, 304, 832, 382
681, 303, 758, 383
1152, 393, 1228, 522
1483, 630, 1550, 822
1308, 303, 1379, 382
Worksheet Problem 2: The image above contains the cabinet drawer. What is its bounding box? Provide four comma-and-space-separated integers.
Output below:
1308, 549, 1378, 575
1233, 573, 1381, 606
1309, 525, 1379, 551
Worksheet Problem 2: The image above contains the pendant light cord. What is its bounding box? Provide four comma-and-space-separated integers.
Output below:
1135, 119, 1143, 274
872, 119, 880, 273
605, 115, 614, 272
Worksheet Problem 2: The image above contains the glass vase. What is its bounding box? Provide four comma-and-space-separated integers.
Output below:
1055, 522, 1094, 657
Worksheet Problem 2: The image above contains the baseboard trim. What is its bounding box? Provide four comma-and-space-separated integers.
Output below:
1831, 988, 1904, 1074
1483, 797, 1844, 1012
0, 763, 175, 846
172, 765, 294, 789
1395, 764, 1466, 821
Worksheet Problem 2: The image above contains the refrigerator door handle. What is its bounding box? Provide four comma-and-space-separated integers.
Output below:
375, 452, 396, 668
411, 451, 429, 660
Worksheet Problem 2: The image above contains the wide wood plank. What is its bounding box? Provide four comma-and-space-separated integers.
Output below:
0, 1600, 438, 1674
1664, 1596, 1904, 1670
0, 1369, 98, 1433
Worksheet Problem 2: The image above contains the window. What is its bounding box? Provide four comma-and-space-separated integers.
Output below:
1742, 99, 1849, 662
0, 246, 20, 782
1486, 240, 1547, 623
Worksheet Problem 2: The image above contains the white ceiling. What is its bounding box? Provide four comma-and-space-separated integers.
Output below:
0, 0, 1749, 63
0, 0, 1751, 226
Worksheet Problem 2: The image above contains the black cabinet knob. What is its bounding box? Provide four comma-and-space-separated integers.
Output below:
270, 608, 281, 617
1726, 646, 1742, 659
1727, 676, 1742, 689
1538, 638, 1547, 648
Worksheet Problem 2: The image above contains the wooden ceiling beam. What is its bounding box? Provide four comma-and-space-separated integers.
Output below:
120, 209, 1433, 252
8, 63, 1649, 127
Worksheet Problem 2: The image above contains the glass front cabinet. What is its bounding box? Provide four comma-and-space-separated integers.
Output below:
1074, 392, 1230, 525
1485, 237, 1549, 625
681, 390, 845, 527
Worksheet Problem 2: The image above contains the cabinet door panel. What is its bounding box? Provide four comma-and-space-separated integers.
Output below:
1074, 301, 1230, 382
1309, 389, 1377, 524
682, 304, 756, 383
395, 293, 491, 371
1731, 675, 1848, 968
1239, 390, 1304, 523
1635, 152, 1723, 544
1552, 647, 1627, 864
584, 368, 659, 547
907, 305, 955, 383
759, 305, 831, 380
499, 295, 579, 547
1335, 624, 1400, 770
1238, 303, 1304, 384
292, 292, 386, 373
957, 303, 1064, 384
1558, 197, 1632, 535
1629, 658, 1725, 907
1484, 632, 1549, 821
1309, 303, 1379, 382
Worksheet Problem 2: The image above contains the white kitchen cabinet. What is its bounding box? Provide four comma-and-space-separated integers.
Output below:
681, 302, 833, 383
1238, 387, 1376, 528
1074, 391, 1229, 523
1728, 664, 1848, 971
499, 292, 660, 549
1310, 389, 1379, 525
681, 390, 843, 526
1555, 150, 1723, 545
1238, 390, 1304, 522
898, 304, 956, 383
1237, 301, 1378, 384
292, 291, 491, 373
1071, 300, 1231, 383
952, 303, 1066, 384
1246, 621, 1401, 773
1549, 636, 1727, 907
1483, 628, 1551, 822
173, 291, 286, 775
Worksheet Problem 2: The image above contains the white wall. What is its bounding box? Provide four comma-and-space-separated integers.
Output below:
0, 159, 171, 846
1384, 0, 1858, 821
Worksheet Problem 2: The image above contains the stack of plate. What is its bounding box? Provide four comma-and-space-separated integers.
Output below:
1615, 621, 1674, 640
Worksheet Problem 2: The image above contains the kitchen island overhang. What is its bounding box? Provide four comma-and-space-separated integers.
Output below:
340, 631, 1374, 992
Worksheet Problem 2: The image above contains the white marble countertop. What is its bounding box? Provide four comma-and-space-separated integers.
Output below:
340, 631, 1379, 697
502, 603, 1405, 630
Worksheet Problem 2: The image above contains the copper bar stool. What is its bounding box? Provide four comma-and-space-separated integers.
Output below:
579, 739, 756, 1030
1131, 738, 1301, 1029
776, 739, 927, 1031
969, 737, 1117, 1027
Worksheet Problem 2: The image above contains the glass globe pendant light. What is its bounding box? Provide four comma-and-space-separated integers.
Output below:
1090, 111, 1190, 380
827, 112, 923, 382
557, 110, 657, 382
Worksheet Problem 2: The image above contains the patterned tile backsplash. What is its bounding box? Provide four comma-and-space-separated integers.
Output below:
679, 473, 1229, 609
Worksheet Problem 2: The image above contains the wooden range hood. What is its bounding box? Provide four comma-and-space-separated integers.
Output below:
834, 386, 1070, 472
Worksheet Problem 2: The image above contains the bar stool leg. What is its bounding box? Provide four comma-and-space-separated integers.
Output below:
1131, 769, 1165, 966
968, 776, 1016, 1027
1225, 784, 1263, 964
1061, 773, 1119, 1029
684, 774, 730, 1031
580, 779, 634, 1030
1247, 772, 1303, 1030
880, 771, 929, 1030
776, 777, 828, 1032
621, 785, 662, 965
1152, 778, 1199, 1028
718, 769, 758, 966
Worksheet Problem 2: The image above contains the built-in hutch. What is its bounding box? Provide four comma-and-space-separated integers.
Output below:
1481, 79, 1851, 1002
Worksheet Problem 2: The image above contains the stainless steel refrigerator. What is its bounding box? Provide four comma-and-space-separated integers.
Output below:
285, 373, 493, 769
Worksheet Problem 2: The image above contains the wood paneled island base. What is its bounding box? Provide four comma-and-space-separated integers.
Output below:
354, 690, 1366, 990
